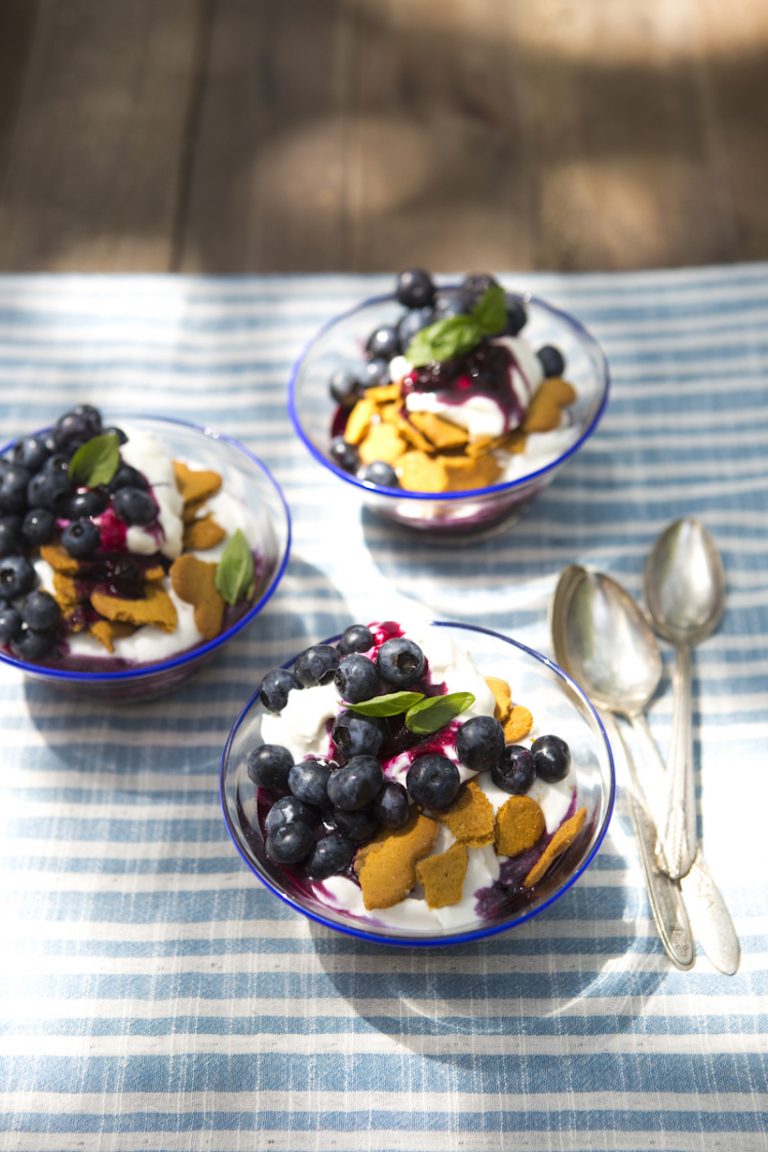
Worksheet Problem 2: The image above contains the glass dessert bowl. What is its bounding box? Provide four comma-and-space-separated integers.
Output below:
289, 271, 610, 536
0, 409, 291, 698
220, 619, 615, 946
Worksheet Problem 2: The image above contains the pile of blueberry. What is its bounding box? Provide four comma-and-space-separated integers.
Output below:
250, 623, 571, 883
328, 268, 567, 489
0, 404, 157, 661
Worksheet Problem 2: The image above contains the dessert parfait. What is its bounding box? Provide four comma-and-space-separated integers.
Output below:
328, 269, 579, 496
0, 405, 276, 673
240, 620, 591, 933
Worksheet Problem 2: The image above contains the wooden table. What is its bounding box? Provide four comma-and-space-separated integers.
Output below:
1, 0, 767, 273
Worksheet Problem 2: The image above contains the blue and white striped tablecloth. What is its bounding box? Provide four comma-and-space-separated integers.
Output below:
0, 267, 766, 1152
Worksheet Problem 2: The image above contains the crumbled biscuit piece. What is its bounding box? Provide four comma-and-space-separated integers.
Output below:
358, 422, 409, 466
523, 377, 576, 434
365, 383, 402, 404
51, 571, 85, 628
485, 676, 512, 723
40, 544, 80, 575
440, 452, 503, 491
465, 434, 499, 459
90, 619, 136, 653
172, 460, 222, 506
408, 411, 469, 450
495, 795, 546, 857
343, 398, 377, 445
169, 554, 225, 641
498, 429, 527, 455
144, 564, 166, 582
396, 450, 449, 493
355, 812, 439, 910
439, 779, 495, 847
91, 584, 178, 633
183, 514, 227, 552
523, 807, 587, 887
416, 842, 469, 909
503, 704, 533, 743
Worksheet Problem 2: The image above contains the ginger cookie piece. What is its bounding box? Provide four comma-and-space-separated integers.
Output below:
343, 398, 377, 446
182, 497, 208, 525
51, 571, 85, 629
523, 807, 587, 888
391, 414, 434, 454
495, 795, 546, 858
523, 376, 576, 434
172, 460, 222, 506
503, 704, 533, 743
485, 676, 512, 723
465, 434, 498, 459
40, 544, 80, 575
439, 779, 495, 848
144, 564, 166, 582
364, 382, 402, 404
355, 811, 439, 910
408, 411, 469, 451
498, 429, 527, 455
183, 514, 227, 552
440, 452, 503, 492
416, 842, 469, 909
90, 619, 136, 654
358, 422, 409, 466
543, 377, 577, 407
396, 450, 449, 494
91, 583, 178, 634
169, 554, 225, 641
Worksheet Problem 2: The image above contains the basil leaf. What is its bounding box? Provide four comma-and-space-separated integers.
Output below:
214, 529, 255, 606
347, 690, 425, 718
68, 432, 120, 487
405, 691, 475, 735
405, 284, 507, 367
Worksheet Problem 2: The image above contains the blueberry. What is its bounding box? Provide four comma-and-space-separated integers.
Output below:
61, 519, 101, 559
327, 754, 384, 811
0, 464, 32, 514
0, 516, 22, 557
11, 627, 56, 662
432, 294, 465, 321
377, 636, 425, 688
260, 667, 301, 712
53, 407, 101, 449
109, 464, 149, 492
337, 624, 374, 655
358, 461, 399, 489
21, 508, 56, 546
397, 306, 434, 349
532, 734, 571, 782
101, 425, 128, 445
0, 555, 36, 599
330, 436, 359, 474
294, 643, 340, 688
332, 711, 385, 759
112, 486, 157, 526
366, 324, 400, 361
12, 435, 50, 474
373, 781, 410, 829
21, 590, 60, 632
265, 821, 315, 865
66, 488, 109, 519
264, 795, 318, 837
288, 757, 334, 808
406, 754, 460, 810
492, 745, 536, 794
362, 358, 390, 388
537, 345, 565, 378
455, 715, 505, 773
460, 272, 499, 312
246, 743, 294, 790
334, 654, 379, 703
26, 469, 71, 511
329, 370, 361, 409
504, 299, 527, 336
306, 833, 355, 879
43, 452, 71, 476
331, 807, 379, 845
396, 268, 436, 309
0, 604, 22, 644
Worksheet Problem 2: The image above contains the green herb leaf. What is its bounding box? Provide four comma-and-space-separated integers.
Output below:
405, 691, 475, 735
347, 690, 425, 718
405, 284, 508, 367
214, 529, 255, 606
67, 432, 120, 487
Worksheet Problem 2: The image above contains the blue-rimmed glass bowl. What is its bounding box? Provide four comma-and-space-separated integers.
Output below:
0, 413, 291, 699
220, 621, 615, 947
288, 286, 609, 536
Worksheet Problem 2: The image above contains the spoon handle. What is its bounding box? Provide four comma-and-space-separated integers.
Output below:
663, 643, 697, 879
603, 714, 694, 970
680, 852, 740, 975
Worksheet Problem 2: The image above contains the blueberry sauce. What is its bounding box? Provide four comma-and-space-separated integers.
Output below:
401, 340, 531, 431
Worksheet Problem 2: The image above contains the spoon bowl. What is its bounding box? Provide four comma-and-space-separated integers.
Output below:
645, 518, 726, 647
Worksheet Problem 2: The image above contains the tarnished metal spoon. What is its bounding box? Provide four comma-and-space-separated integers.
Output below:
552, 565, 694, 970
644, 517, 726, 881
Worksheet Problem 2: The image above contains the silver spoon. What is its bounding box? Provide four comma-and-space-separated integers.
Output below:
644, 517, 726, 882
552, 565, 695, 970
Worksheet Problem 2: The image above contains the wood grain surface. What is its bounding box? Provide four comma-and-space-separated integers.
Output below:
0, 0, 766, 272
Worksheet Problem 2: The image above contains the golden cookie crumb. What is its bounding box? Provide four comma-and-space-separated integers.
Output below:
172, 460, 222, 505
495, 795, 546, 857
523, 807, 587, 887
91, 583, 178, 633
343, 398, 377, 445
169, 554, 225, 641
485, 676, 512, 723
358, 422, 409, 466
355, 812, 439, 910
439, 779, 495, 847
408, 411, 469, 450
503, 704, 533, 743
416, 842, 469, 908
396, 450, 449, 493
40, 544, 80, 575
90, 619, 136, 653
183, 514, 227, 552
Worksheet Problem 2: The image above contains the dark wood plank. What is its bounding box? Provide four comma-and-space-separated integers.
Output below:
0, 0, 203, 271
